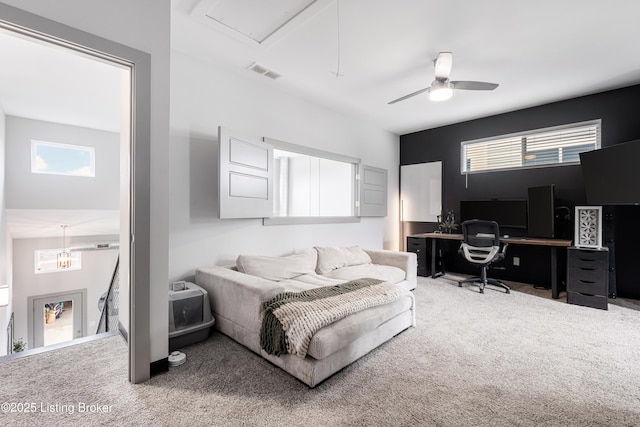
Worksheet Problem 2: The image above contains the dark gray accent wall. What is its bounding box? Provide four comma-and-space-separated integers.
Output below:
400, 84, 640, 298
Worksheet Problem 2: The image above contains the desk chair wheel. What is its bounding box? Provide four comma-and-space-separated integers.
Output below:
459, 276, 511, 294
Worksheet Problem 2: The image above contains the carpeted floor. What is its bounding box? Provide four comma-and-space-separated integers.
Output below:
2, 276, 640, 426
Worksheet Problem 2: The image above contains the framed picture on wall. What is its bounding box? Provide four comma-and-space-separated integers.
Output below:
574, 206, 603, 248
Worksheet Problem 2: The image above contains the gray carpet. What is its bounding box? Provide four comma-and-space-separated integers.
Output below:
3, 276, 640, 426
0, 332, 152, 426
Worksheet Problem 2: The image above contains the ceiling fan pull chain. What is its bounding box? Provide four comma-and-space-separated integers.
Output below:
331, 0, 344, 77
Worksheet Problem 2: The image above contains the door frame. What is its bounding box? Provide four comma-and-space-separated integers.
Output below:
28, 289, 87, 348
0, 3, 152, 383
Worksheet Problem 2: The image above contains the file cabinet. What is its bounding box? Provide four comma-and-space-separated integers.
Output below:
567, 247, 608, 310
407, 236, 428, 277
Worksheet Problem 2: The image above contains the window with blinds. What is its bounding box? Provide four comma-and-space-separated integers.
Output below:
461, 120, 601, 174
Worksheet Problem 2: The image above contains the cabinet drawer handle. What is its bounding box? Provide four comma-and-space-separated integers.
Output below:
579, 267, 596, 271
578, 279, 595, 284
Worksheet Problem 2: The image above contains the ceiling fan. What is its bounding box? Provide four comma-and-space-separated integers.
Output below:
388, 52, 499, 104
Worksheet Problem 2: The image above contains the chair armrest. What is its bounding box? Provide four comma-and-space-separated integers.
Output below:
496, 243, 508, 261
501, 243, 509, 254
195, 266, 285, 333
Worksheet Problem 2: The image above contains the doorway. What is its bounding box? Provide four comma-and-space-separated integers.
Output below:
44, 300, 73, 346
0, 29, 128, 352
29, 290, 86, 348
1, 3, 153, 383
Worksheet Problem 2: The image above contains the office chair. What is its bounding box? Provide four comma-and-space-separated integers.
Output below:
458, 219, 510, 294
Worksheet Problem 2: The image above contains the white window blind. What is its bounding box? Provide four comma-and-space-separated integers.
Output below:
461, 120, 600, 174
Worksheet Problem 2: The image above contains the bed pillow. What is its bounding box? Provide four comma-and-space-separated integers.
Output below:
315, 246, 372, 275
236, 249, 317, 282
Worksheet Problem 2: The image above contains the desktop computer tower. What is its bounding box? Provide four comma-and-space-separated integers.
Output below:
553, 205, 573, 240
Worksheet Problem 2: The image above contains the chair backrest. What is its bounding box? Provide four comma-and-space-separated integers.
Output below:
461, 219, 500, 248
460, 220, 501, 265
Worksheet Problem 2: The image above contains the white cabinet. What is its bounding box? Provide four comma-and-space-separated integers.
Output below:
218, 127, 274, 219
359, 164, 387, 217
400, 162, 442, 222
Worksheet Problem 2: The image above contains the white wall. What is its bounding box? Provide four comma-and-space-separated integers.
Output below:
2, 236, 13, 356
0, 105, 8, 355
0, 0, 171, 364
5, 116, 119, 210
0, 0, 399, 368
11, 236, 118, 350
169, 51, 400, 282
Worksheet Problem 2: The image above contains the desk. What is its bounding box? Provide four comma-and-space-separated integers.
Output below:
409, 233, 572, 299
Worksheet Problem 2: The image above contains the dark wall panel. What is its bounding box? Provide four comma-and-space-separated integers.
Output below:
400, 84, 640, 297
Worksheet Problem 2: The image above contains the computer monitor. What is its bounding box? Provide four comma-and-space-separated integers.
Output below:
580, 140, 640, 205
460, 200, 528, 229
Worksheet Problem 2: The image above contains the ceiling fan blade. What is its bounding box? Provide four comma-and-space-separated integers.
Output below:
451, 81, 499, 91
434, 52, 453, 79
387, 87, 430, 105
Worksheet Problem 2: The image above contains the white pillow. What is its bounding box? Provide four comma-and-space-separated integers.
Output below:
236, 249, 317, 282
314, 246, 372, 275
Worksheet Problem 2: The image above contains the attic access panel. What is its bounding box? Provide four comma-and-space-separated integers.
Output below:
193, 0, 332, 47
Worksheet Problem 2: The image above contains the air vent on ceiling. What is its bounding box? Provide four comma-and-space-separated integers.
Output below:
247, 62, 282, 80
70, 242, 120, 251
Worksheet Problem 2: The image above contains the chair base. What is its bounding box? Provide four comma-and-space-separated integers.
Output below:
458, 276, 511, 294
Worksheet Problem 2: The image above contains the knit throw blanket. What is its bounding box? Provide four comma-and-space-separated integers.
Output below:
260, 278, 409, 357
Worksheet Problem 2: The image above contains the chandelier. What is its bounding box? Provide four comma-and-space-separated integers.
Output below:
57, 225, 71, 269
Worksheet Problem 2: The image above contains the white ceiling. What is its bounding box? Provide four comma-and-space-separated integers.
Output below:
5, 210, 120, 240
1, 1, 639, 138
2, 1, 640, 138
0, 29, 125, 133
2, 1, 640, 238
173, 0, 640, 135
0, 31, 124, 239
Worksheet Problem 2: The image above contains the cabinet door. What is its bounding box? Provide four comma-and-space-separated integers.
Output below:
400, 162, 442, 222
359, 164, 387, 217
218, 126, 273, 218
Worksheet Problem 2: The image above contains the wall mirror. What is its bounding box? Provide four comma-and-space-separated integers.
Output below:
400, 161, 443, 222
272, 148, 355, 217
264, 138, 360, 224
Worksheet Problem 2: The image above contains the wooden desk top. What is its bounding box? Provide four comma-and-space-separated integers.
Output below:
411, 232, 464, 241
409, 232, 573, 247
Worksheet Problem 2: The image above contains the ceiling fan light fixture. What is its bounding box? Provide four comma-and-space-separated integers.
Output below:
429, 80, 453, 102
388, 52, 498, 105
